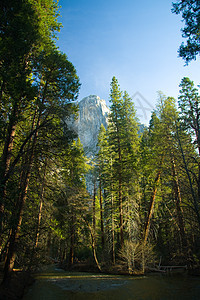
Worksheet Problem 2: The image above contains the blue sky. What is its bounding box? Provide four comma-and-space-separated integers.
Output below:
56, 0, 200, 124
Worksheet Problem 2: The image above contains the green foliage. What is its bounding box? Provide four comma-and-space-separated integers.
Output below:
172, 0, 200, 63
1, 0, 200, 272
96, 77, 140, 258
178, 77, 200, 148
108, 77, 140, 188
0, 0, 83, 275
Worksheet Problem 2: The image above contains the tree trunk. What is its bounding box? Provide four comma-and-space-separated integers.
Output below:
2, 108, 39, 283
119, 176, 124, 248
84, 218, 101, 272
46, 231, 51, 258
144, 170, 161, 245
2, 165, 31, 284
68, 214, 75, 268
117, 134, 124, 248
171, 155, 188, 251
34, 161, 47, 249
176, 123, 200, 229
99, 178, 105, 249
111, 193, 115, 264
35, 199, 43, 249
93, 180, 96, 232
0, 116, 17, 236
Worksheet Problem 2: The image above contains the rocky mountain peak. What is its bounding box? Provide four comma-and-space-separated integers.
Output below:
74, 95, 110, 159
67, 95, 145, 194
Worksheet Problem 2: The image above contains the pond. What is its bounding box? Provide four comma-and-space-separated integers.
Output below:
23, 265, 200, 300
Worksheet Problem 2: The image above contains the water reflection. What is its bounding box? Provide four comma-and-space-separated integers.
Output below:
23, 267, 200, 300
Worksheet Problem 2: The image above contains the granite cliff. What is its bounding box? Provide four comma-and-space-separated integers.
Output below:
67, 95, 144, 193
71, 95, 110, 159
66, 95, 109, 193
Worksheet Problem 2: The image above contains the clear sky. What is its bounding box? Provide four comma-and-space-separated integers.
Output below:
56, 0, 200, 124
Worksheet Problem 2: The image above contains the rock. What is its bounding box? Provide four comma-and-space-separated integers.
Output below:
67, 95, 110, 194
73, 95, 110, 159
67, 95, 145, 194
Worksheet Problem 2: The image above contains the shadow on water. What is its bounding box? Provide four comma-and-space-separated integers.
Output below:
23, 265, 200, 300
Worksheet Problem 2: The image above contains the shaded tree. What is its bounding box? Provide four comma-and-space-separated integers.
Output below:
172, 0, 200, 63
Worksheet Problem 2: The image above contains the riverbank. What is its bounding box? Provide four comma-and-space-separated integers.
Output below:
59, 260, 195, 276
1, 261, 199, 300
23, 266, 200, 300
60, 261, 145, 276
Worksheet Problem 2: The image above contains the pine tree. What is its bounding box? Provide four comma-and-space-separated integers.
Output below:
178, 77, 200, 230
172, 0, 200, 63
0, 1, 80, 282
108, 77, 140, 250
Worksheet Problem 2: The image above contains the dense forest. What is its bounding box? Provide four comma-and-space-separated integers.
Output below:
0, 0, 200, 289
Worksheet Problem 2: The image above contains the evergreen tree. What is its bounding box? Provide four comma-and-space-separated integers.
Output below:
142, 93, 195, 264
97, 124, 116, 263
178, 77, 200, 230
172, 0, 200, 63
108, 77, 140, 250
0, 0, 80, 282
0, 0, 62, 236
178, 77, 200, 155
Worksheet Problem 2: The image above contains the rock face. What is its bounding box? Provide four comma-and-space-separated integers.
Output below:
73, 95, 110, 159
67, 95, 110, 194
67, 95, 145, 194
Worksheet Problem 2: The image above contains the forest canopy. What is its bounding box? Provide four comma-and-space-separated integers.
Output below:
0, 0, 200, 289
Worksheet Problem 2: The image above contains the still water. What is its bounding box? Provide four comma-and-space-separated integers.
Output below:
23, 266, 200, 300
